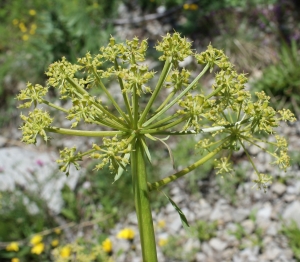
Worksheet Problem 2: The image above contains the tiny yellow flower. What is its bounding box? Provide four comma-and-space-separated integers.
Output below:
190, 4, 198, 10
30, 235, 43, 245
31, 242, 44, 255
22, 34, 29, 41
6, 242, 19, 252
158, 238, 168, 247
183, 4, 190, 10
51, 239, 59, 247
117, 228, 135, 240
29, 9, 36, 16
60, 246, 71, 258
54, 228, 61, 234
11, 258, 20, 262
12, 19, 19, 25
157, 220, 166, 229
19, 22, 27, 33
102, 238, 112, 253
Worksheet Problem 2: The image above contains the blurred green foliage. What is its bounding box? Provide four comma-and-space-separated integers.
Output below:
0, 0, 118, 125
252, 40, 300, 116
281, 221, 300, 261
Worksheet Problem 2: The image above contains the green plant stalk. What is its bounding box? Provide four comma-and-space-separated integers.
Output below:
139, 58, 172, 125
142, 63, 210, 127
148, 137, 229, 191
92, 67, 130, 124
140, 115, 190, 134
145, 113, 180, 129
66, 77, 128, 126
131, 138, 158, 262
154, 90, 176, 113
114, 59, 133, 123
41, 99, 69, 113
45, 127, 124, 137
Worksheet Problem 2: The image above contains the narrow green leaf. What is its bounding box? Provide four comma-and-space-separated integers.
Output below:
141, 138, 152, 164
155, 136, 175, 168
145, 133, 157, 141
163, 192, 189, 227
113, 153, 130, 183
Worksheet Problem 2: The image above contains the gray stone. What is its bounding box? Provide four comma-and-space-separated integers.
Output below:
0, 147, 80, 213
166, 213, 182, 232
283, 201, 300, 228
232, 208, 250, 222
264, 246, 281, 260
284, 194, 297, 202
271, 182, 287, 195
209, 206, 223, 221
184, 238, 201, 253
257, 203, 272, 220
209, 238, 228, 252
266, 222, 279, 236
241, 219, 255, 235
195, 252, 206, 261
0, 136, 7, 147
201, 242, 214, 257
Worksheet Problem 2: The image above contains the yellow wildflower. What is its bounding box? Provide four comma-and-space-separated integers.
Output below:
19, 22, 27, 33
12, 19, 19, 25
29, 9, 36, 16
190, 4, 198, 10
157, 220, 166, 229
6, 242, 19, 252
22, 34, 29, 41
158, 238, 168, 247
51, 239, 59, 247
102, 238, 112, 253
30, 235, 43, 245
11, 258, 20, 262
54, 228, 61, 234
183, 4, 190, 10
31, 242, 44, 255
117, 228, 135, 240
60, 246, 71, 258
29, 23, 37, 35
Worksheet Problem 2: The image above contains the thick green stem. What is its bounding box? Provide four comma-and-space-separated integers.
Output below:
131, 139, 158, 262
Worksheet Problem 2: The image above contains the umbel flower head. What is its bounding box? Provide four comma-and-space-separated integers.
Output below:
17, 32, 296, 191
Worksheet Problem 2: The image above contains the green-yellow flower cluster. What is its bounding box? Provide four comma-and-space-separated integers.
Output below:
16, 32, 296, 193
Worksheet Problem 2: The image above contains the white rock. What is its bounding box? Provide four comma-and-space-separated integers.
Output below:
266, 222, 279, 236
241, 219, 255, 235
209, 206, 223, 221
195, 252, 206, 261
284, 194, 297, 202
271, 182, 287, 195
0, 147, 80, 213
257, 203, 272, 220
209, 238, 228, 252
184, 238, 201, 252
283, 201, 300, 228
166, 213, 182, 232
232, 208, 250, 223
201, 242, 214, 257
264, 246, 281, 260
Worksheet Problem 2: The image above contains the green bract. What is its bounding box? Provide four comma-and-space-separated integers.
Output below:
17, 32, 296, 262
